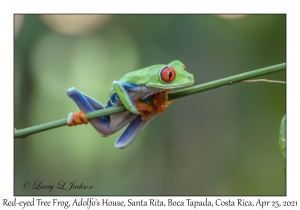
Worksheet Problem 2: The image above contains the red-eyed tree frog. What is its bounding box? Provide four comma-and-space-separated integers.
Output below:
67, 60, 194, 149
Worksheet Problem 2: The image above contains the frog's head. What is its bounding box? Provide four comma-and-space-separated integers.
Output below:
148, 60, 194, 89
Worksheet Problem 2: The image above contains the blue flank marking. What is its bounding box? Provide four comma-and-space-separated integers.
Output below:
106, 82, 137, 108
107, 92, 119, 108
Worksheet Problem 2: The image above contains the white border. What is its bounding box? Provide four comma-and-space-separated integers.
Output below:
2, 0, 300, 209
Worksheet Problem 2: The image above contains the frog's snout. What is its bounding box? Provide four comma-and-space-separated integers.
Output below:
187, 74, 194, 84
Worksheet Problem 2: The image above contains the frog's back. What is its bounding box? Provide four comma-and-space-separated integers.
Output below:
119, 64, 164, 84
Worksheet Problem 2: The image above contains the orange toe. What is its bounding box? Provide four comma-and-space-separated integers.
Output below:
134, 89, 174, 121
165, 89, 172, 94
152, 90, 172, 113
68, 111, 89, 126
134, 100, 153, 112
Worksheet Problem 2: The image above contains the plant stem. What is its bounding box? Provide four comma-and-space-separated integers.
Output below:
14, 63, 286, 138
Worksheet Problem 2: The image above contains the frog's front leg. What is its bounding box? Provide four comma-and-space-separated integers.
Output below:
66, 87, 137, 136
112, 81, 142, 115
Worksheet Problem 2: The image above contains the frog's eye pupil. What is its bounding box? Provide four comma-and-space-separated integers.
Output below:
183, 64, 187, 71
168, 71, 172, 80
160, 66, 176, 83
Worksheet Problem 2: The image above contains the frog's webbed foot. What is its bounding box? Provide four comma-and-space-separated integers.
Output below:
152, 89, 174, 113
133, 100, 154, 121
134, 100, 153, 112
67, 111, 89, 126
134, 89, 174, 121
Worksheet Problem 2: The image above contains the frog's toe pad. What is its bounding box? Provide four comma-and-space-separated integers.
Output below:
67, 111, 89, 126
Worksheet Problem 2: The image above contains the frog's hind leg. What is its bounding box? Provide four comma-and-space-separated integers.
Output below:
115, 113, 157, 149
66, 87, 137, 136
67, 87, 108, 122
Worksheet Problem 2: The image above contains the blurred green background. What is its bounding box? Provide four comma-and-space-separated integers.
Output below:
14, 14, 286, 195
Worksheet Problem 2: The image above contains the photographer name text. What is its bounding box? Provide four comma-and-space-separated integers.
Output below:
22, 181, 93, 192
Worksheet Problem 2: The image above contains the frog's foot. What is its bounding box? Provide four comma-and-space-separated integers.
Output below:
134, 100, 155, 121
134, 100, 153, 112
133, 89, 173, 121
152, 89, 174, 113
67, 111, 89, 126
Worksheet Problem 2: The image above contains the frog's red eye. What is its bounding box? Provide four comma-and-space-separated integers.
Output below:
183, 64, 187, 71
160, 66, 176, 83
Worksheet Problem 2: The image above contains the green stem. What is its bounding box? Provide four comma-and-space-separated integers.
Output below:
14, 63, 286, 138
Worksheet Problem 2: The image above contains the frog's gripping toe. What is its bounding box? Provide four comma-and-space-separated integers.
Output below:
134, 100, 153, 112
152, 90, 173, 113
67, 111, 89, 126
